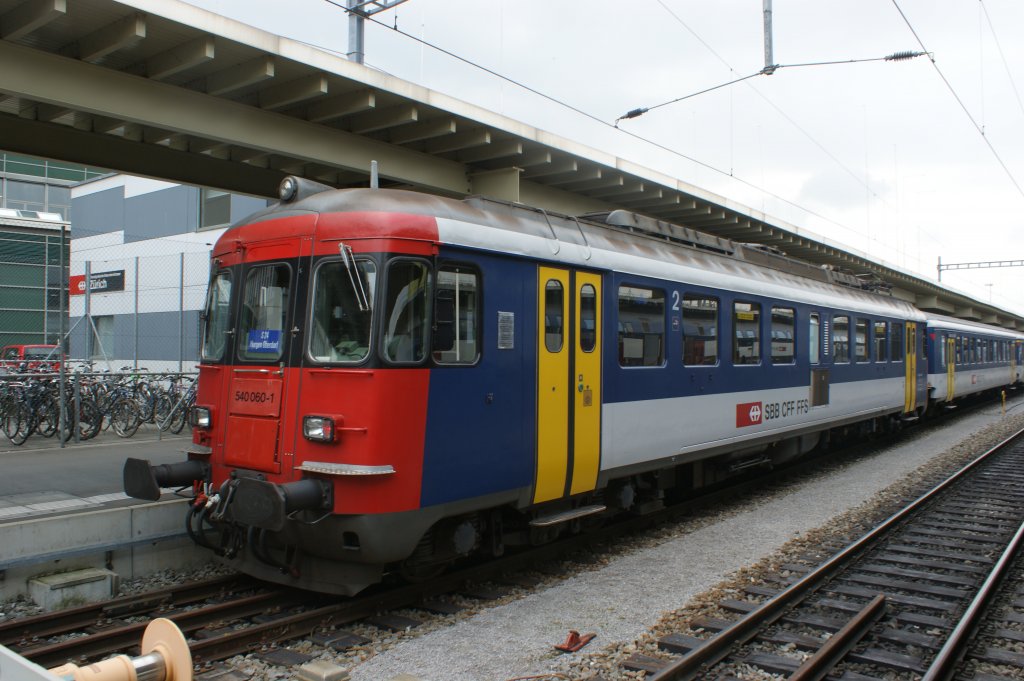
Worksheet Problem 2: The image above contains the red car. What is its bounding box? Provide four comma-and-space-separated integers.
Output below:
0, 344, 63, 372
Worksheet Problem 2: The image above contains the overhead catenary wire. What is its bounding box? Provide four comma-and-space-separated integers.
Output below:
891, 0, 1024, 199
317, 0, 947, 273
615, 51, 928, 124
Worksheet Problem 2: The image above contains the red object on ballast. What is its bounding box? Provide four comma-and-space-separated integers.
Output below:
554, 630, 596, 652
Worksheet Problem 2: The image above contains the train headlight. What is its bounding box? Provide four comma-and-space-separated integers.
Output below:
303, 416, 335, 443
303, 413, 335, 440
190, 406, 212, 429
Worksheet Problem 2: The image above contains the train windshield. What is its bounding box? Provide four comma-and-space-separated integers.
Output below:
237, 264, 291, 362
309, 259, 377, 363
201, 271, 232, 361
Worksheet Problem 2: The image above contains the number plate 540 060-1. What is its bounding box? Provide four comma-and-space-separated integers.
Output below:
229, 378, 283, 416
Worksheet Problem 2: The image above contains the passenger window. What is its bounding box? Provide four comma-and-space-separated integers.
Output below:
771, 306, 794, 364
618, 285, 665, 367
733, 301, 761, 365
874, 321, 887, 362
544, 280, 564, 353
809, 313, 820, 364
683, 294, 718, 365
890, 322, 904, 362
855, 318, 869, 362
309, 258, 376, 363
956, 336, 962, 364
237, 263, 290, 362
580, 284, 597, 353
383, 260, 431, 363
433, 266, 479, 365
832, 316, 850, 363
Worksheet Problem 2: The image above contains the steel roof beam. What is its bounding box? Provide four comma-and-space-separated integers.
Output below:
146, 36, 215, 81
423, 128, 489, 154
1, 0, 66, 41
389, 118, 456, 145
521, 158, 577, 179
0, 39, 469, 195
457, 140, 522, 164
206, 55, 275, 96
306, 89, 375, 123
67, 13, 147, 63
260, 73, 329, 110
349, 104, 417, 134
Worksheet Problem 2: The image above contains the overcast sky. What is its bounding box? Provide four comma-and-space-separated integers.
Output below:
191, 0, 1024, 315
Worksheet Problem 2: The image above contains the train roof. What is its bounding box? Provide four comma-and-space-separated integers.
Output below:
233, 184, 925, 321
925, 314, 1024, 339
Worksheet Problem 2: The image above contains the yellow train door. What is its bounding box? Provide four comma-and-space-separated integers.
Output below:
534, 266, 602, 504
946, 336, 956, 401
904, 323, 917, 413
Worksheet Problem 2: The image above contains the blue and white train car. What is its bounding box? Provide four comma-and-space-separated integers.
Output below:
925, 315, 1023, 408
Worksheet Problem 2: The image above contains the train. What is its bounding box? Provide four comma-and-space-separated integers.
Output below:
124, 177, 1024, 595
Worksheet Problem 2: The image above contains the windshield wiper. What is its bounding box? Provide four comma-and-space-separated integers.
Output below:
339, 243, 371, 312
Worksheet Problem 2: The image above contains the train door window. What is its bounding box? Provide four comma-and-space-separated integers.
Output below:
874, 321, 887, 362
890, 322, 904, 362
237, 263, 290, 362
201, 270, 232, 361
545, 280, 564, 353
309, 258, 377, 363
433, 266, 480, 364
580, 284, 597, 353
855, 318, 869, 362
809, 313, 820, 364
770, 306, 794, 364
955, 336, 962, 364
683, 294, 718, 365
832, 315, 850, 363
937, 334, 946, 366
382, 260, 432, 363
618, 285, 665, 367
733, 301, 761, 365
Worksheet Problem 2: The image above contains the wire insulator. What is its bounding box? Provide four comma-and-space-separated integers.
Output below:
620, 107, 648, 120
885, 50, 923, 61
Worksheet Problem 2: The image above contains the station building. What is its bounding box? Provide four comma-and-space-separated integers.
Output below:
0, 153, 99, 348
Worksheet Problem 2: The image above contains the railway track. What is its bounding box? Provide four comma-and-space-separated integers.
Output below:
1, 424, 914, 676
4, 409, 1019, 679
613, 426, 1024, 680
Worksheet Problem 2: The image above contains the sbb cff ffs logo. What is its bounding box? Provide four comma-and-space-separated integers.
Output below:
736, 401, 763, 427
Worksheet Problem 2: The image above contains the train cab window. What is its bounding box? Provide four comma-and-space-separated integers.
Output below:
890, 322, 904, 362
770, 306, 794, 364
683, 294, 718, 365
309, 258, 376, 363
618, 285, 665, 367
237, 264, 290, 362
545, 280, 564, 353
383, 260, 432, 363
433, 266, 480, 364
580, 284, 597, 353
809, 314, 820, 364
733, 301, 761, 365
832, 316, 850, 363
874, 321, 887, 362
855, 318, 869, 362
201, 270, 232, 361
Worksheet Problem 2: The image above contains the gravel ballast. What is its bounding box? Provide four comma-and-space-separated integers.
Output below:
349, 396, 1024, 681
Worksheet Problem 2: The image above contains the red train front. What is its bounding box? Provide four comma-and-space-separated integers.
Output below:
125, 178, 505, 594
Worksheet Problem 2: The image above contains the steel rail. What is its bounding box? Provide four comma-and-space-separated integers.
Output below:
920, 516, 1024, 681
649, 425, 1024, 680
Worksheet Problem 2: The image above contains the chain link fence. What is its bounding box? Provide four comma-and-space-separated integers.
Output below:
67, 251, 210, 372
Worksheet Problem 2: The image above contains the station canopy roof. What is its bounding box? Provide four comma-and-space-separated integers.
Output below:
0, 0, 1017, 327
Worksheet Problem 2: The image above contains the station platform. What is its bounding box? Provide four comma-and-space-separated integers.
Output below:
0, 428, 209, 602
